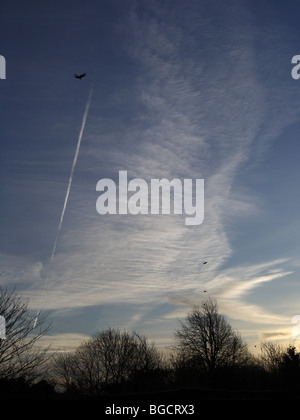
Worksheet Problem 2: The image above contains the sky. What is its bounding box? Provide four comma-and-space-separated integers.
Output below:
1, 0, 300, 354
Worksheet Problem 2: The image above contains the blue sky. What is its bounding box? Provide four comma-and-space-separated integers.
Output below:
1, 0, 300, 352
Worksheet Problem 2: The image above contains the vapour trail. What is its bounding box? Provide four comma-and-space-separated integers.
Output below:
33, 85, 93, 329
50, 85, 93, 262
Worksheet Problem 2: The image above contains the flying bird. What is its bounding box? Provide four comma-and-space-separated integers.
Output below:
203, 261, 208, 264
74, 73, 86, 79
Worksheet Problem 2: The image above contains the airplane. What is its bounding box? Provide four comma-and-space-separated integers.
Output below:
74, 73, 86, 79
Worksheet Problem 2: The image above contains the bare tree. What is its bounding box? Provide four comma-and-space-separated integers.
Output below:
258, 341, 287, 374
54, 328, 164, 394
51, 351, 79, 392
0, 287, 51, 382
174, 299, 250, 374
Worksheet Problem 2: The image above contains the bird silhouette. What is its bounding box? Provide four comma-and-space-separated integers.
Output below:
74, 73, 86, 79
203, 261, 208, 264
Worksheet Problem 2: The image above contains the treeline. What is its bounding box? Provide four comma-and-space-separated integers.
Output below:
1, 288, 300, 400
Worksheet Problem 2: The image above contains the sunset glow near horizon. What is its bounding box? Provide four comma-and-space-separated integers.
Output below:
1, 0, 300, 354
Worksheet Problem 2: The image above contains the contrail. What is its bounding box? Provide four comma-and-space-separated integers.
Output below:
50, 85, 93, 262
33, 85, 93, 329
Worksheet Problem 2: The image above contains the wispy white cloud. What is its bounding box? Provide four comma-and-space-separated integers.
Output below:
161, 258, 294, 330
7, 9, 265, 310
40, 333, 90, 353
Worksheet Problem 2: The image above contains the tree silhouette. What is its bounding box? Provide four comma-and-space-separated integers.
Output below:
0, 287, 51, 382
174, 299, 250, 375
258, 341, 283, 374
54, 328, 164, 395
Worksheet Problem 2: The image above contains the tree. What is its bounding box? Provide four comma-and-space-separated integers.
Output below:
0, 286, 51, 382
258, 342, 300, 389
54, 328, 164, 395
281, 345, 300, 370
279, 345, 300, 389
174, 299, 250, 374
258, 341, 283, 374
51, 351, 78, 393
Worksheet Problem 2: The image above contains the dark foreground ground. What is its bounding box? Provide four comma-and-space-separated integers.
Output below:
1, 384, 300, 402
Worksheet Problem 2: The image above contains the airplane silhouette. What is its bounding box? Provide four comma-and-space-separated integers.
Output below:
74, 73, 86, 79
